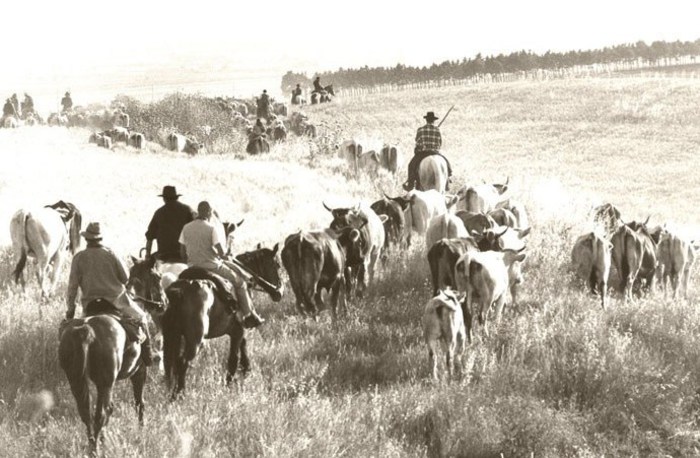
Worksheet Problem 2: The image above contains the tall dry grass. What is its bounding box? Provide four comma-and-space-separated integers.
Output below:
1, 76, 700, 456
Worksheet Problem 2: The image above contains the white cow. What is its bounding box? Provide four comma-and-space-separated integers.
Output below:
456, 179, 509, 213
425, 213, 468, 253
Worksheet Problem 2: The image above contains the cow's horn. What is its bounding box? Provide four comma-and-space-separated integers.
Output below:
505, 176, 510, 185
322, 201, 333, 212
495, 226, 508, 238
643, 215, 650, 226
383, 192, 393, 201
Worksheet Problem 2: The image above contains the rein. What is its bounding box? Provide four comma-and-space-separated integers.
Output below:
126, 291, 167, 309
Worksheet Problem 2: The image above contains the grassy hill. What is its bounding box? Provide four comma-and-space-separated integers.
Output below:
1, 75, 700, 456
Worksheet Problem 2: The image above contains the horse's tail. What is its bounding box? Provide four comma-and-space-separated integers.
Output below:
59, 324, 95, 413
11, 211, 31, 284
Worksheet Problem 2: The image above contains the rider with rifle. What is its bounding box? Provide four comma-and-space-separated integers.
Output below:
403, 109, 454, 191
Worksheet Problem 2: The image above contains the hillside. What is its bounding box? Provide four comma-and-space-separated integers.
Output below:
2, 75, 700, 456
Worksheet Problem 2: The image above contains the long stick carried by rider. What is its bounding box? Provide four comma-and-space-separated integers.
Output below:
437, 105, 456, 128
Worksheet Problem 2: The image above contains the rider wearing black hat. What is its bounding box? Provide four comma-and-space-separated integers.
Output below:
145, 185, 196, 262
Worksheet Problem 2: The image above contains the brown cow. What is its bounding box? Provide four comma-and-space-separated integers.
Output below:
571, 232, 612, 309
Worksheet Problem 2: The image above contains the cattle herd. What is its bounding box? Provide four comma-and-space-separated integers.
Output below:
5, 99, 699, 451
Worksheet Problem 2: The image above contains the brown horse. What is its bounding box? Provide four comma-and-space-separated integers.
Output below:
58, 260, 167, 453
162, 244, 283, 398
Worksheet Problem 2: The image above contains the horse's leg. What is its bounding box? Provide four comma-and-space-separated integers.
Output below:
48, 248, 66, 297
67, 373, 93, 447
175, 338, 199, 398
130, 364, 147, 425
161, 315, 180, 392
226, 327, 244, 385
239, 336, 250, 374
93, 385, 113, 447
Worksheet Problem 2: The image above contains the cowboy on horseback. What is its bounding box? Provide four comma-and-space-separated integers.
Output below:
145, 185, 195, 262
65, 222, 155, 365
256, 90, 271, 121
178, 201, 264, 328
313, 76, 323, 94
403, 111, 453, 191
291, 84, 302, 105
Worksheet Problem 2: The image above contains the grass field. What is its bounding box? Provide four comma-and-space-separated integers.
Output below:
2, 75, 700, 457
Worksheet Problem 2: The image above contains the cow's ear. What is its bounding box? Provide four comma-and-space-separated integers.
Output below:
378, 214, 389, 224
515, 253, 527, 263
518, 227, 531, 238
237, 219, 245, 227
272, 243, 279, 255
130, 255, 138, 265
349, 229, 361, 243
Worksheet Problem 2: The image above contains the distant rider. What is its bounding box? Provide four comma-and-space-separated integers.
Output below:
61, 91, 73, 113
291, 84, 302, 105
403, 111, 453, 191
313, 76, 323, 93
256, 89, 271, 121
65, 222, 155, 365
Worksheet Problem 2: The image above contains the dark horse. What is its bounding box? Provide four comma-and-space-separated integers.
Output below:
58, 259, 167, 454
311, 84, 335, 104
162, 243, 284, 398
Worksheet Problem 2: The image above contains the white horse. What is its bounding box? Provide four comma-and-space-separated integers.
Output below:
10, 202, 82, 297
418, 155, 449, 193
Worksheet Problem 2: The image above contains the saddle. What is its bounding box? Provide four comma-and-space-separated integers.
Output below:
178, 267, 238, 313
84, 298, 145, 344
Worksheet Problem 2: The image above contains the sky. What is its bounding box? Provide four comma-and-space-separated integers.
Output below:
3, 0, 700, 101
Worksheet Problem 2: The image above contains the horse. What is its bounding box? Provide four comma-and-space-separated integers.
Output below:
10, 202, 82, 297
311, 85, 335, 104
418, 155, 449, 193
58, 261, 167, 454
161, 243, 283, 398
246, 136, 270, 154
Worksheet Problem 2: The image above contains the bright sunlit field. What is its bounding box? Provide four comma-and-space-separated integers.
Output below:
2, 75, 700, 457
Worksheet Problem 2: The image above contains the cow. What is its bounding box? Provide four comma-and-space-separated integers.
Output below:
456, 178, 509, 213
3, 116, 19, 128
418, 155, 449, 193
422, 290, 466, 380
105, 127, 130, 144
379, 144, 400, 174
128, 132, 146, 149
47, 112, 69, 127
593, 203, 622, 238
611, 218, 657, 299
390, 189, 458, 244
281, 227, 365, 320
571, 232, 612, 309
478, 226, 531, 252
337, 140, 379, 175
166, 133, 204, 155
455, 211, 497, 236
88, 132, 113, 149
370, 196, 408, 249
272, 102, 288, 117
324, 202, 386, 297
496, 198, 529, 230
425, 213, 468, 254
655, 228, 697, 298
455, 249, 527, 341
487, 208, 518, 228
427, 227, 520, 297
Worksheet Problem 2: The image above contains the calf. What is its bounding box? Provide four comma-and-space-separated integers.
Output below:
455, 249, 527, 340
571, 232, 612, 309
422, 290, 466, 380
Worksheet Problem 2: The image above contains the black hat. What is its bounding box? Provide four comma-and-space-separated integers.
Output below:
424, 111, 439, 122
158, 185, 181, 199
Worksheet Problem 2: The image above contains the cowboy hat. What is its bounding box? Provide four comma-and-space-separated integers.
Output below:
81, 222, 103, 241
158, 185, 181, 199
423, 111, 439, 122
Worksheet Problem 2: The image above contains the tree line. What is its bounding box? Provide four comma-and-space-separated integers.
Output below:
281, 39, 700, 93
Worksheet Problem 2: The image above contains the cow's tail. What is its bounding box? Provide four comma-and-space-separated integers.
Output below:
59, 324, 95, 413
12, 212, 31, 284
